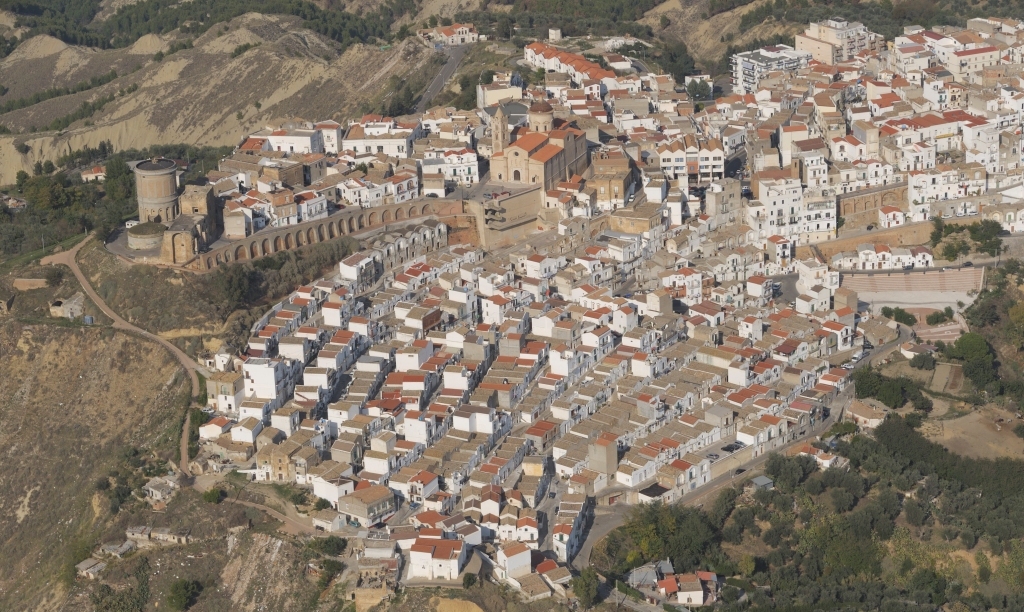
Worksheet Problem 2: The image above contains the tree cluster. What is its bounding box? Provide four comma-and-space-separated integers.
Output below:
880, 306, 917, 326
930, 217, 1003, 260
852, 367, 933, 411
926, 306, 955, 326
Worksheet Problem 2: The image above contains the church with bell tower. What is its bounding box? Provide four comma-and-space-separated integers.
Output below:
489, 100, 589, 191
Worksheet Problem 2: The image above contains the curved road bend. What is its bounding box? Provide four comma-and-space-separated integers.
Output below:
41, 235, 201, 476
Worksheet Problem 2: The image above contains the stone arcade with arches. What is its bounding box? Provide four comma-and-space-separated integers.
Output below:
191, 200, 458, 270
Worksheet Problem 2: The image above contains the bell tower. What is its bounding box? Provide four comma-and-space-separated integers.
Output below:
492, 106, 508, 154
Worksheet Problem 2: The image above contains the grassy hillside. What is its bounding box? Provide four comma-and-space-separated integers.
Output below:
76, 233, 361, 353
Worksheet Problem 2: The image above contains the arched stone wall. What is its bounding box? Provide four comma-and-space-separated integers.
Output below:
193, 201, 454, 269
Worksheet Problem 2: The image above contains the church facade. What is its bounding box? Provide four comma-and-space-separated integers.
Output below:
490, 101, 589, 191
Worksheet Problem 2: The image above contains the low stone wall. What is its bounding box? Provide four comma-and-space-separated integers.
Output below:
127, 230, 164, 251
813, 216, 980, 259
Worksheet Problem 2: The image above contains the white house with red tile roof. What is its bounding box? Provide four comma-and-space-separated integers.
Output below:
408, 537, 467, 580
878, 205, 906, 229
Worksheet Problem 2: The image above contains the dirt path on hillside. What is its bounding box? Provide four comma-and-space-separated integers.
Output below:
42, 234, 201, 476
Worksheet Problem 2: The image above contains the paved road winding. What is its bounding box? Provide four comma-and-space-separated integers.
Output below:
41, 235, 201, 476
416, 44, 469, 114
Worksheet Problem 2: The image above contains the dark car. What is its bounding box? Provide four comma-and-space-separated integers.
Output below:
549, 491, 556, 499
963, 261, 973, 267
734, 468, 746, 476
721, 443, 741, 453
866, 224, 874, 230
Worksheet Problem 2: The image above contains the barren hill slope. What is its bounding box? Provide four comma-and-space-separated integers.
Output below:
0, 12, 441, 184
0, 321, 189, 610
643, 0, 801, 72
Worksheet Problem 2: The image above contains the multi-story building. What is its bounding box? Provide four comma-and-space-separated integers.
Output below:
745, 176, 806, 242
731, 45, 813, 94
795, 19, 884, 65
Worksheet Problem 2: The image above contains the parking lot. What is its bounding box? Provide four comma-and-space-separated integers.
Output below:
695, 432, 753, 480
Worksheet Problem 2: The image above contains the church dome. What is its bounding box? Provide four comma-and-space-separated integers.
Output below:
528, 100, 554, 113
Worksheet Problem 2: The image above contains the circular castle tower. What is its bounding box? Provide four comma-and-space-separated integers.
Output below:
133, 158, 179, 224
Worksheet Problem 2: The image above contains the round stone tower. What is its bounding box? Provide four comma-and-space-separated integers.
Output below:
133, 158, 179, 224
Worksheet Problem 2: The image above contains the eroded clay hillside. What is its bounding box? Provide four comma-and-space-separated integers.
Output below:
0, 12, 441, 184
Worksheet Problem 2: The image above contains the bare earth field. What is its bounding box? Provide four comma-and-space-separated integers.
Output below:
922, 406, 1024, 460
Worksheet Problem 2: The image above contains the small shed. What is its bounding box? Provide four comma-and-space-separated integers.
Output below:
75, 558, 106, 579
751, 475, 774, 491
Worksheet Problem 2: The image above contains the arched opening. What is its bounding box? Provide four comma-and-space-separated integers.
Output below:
358, 215, 365, 229
328, 222, 337, 238
285, 233, 294, 249
513, 170, 521, 181
297, 231, 306, 246
250, 243, 259, 259
274, 236, 284, 251
408, 205, 417, 218
216, 253, 223, 264
396, 208, 406, 220
420, 204, 430, 216
369, 212, 380, 226
262, 239, 271, 255
306, 228, 315, 244
383, 210, 393, 223
348, 218, 355, 234
235, 245, 247, 260
317, 225, 325, 242
206, 257, 213, 268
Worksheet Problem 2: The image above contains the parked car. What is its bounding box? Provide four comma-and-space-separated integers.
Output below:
549, 491, 556, 499
866, 224, 874, 230
706, 453, 720, 461
734, 468, 746, 476
963, 261, 973, 267
721, 443, 741, 453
